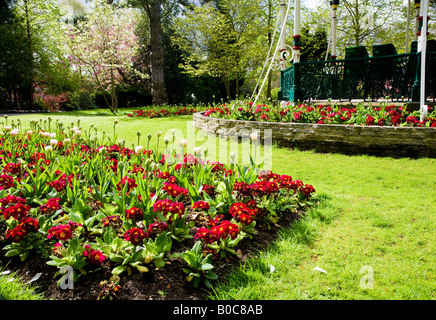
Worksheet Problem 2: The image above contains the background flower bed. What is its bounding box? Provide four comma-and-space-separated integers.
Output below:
127, 106, 205, 118
204, 100, 436, 128
0, 118, 316, 299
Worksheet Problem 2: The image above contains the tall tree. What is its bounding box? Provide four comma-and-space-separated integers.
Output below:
66, 0, 140, 113
338, 0, 405, 48
125, 0, 169, 105
4, 0, 64, 110
0, 0, 29, 110
173, 0, 261, 100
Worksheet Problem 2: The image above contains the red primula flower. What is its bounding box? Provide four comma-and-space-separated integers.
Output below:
157, 171, 171, 180
162, 182, 188, 198
299, 184, 316, 199
0, 174, 14, 190
233, 182, 252, 197
102, 215, 123, 228
153, 199, 185, 220
123, 227, 148, 245
147, 221, 169, 237
246, 200, 257, 209
48, 179, 67, 192
250, 180, 279, 196
211, 220, 239, 240
366, 115, 375, 126
18, 217, 39, 233
116, 176, 138, 191
208, 214, 225, 228
229, 202, 256, 225
377, 117, 386, 126
47, 223, 74, 241
289, 180, 304, 192
3, 203, 31, 220
83, 245, 106, 265
194, 227, 218, 244
0, 195, 26, 207
192, 201, 210, 212
5, 225, 28, 243
3, 163, 22, 176
406, 116, 418, 125
125, 206, 144, 221
201, 184, 215, 197
211, 162, 225, 172
40, 198, 62, 215
5, 216, 39, 243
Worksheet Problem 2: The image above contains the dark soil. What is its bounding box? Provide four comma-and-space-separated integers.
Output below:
0, 212, 301, 300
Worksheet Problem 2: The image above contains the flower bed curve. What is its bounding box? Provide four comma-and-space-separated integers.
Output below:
203, 101, 436, 127
196, 101, 436, 158
127, 106, 202, 118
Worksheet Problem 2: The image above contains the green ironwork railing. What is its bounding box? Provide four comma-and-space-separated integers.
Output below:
279, 51, 436, 102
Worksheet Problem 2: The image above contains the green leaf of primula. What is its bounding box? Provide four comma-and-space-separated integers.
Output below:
204, 272, 218, 280
199, 263, 214, 271
4, 249, 21, 257
154, 258, 166, 268
111, 265, 127, 276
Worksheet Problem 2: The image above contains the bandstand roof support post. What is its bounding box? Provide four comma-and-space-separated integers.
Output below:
280, 0, 287, 70
292, 0, 301, 63
330, 0, 339, 60
289, 0, 302, 102
406, 0, 411, 53
419, 0, 429, 121
414, 0, 421, 41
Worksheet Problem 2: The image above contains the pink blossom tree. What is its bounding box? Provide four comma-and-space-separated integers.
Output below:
66, 0, 140, 113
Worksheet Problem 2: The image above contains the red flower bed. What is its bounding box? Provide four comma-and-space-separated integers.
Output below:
127, 106, 200, 118
204, 101, 436, 127
0, 122, 317, 299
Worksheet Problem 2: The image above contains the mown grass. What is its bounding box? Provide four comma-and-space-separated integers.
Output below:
2, 108, 436, 300
209, 151, 436, 299
0, 267, 44, 300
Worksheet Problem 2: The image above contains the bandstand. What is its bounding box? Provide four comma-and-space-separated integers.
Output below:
276, 0, 434, 120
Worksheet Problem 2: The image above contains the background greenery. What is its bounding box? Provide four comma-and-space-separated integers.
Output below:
2, 0, 435, 111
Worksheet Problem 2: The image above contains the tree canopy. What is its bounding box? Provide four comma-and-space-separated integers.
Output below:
0, 0, 435, 111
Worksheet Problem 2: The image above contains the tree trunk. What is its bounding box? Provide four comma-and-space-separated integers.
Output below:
23, 0, 34, 110
110, 68, 118, 113
146, 0, 168, 105
223, 77, 231, 100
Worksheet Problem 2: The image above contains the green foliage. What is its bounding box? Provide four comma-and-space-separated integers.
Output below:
96, 228, 149, 276
65, 90, 97, 111
144, 231, 173, 268
46, 237, 87, 285
172, 0, 263, 99
180, 241, 218, 289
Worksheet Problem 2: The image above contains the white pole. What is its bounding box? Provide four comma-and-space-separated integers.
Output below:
414, 0, 420, 41
420, 0, 428, 121
293, 0, 301, 63
280, 0, 287, 70
331, 1, 339, 59
406, 0, 410, 53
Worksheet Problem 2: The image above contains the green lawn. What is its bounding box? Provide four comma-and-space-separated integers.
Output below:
2, 108, 435, 300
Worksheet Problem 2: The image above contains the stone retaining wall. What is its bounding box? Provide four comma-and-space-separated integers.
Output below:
193, 112, 436, 158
